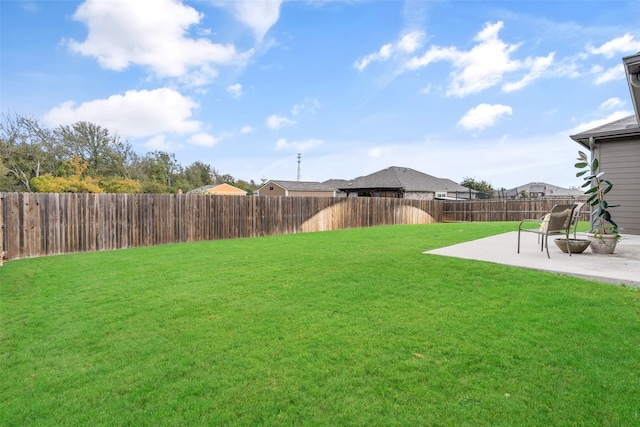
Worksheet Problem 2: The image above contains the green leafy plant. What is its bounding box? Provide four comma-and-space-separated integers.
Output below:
575, 150, 619, 237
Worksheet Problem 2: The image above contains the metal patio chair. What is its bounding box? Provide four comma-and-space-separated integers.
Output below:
517, 204, 577, 258
568, 202, 585, 239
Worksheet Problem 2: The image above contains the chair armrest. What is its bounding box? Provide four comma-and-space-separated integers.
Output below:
518, 218, 545, 228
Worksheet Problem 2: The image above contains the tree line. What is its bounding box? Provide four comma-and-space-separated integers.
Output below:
460, 176, 495, 199
0, 113, 259, 194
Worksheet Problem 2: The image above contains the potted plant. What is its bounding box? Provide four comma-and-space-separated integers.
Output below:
575, 150, 621, 253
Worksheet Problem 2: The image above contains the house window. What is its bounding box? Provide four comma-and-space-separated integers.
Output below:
270, 186, 274, 190
436, 192, 447, 199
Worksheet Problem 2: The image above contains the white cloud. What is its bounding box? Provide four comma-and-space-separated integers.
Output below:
275, 138, 322, 152
227, 83, 243, 98
406, 21, 554, 96
551, 56, 584, 79
502, 53, 555, 92
43, 88, 201, 137
405, 45, 456, 70
222, 0, 283, 41
355, 43, 393, 71
445, 22, 523, 96
397, 32, 423, 54
457, 103, 513, 131
179, 64, 219, 87
586, 33, 640, 58
291, 97, 322, 116
600, 97, 624, 110
593, 64, 625, 85
368, 147, 382, 158
567, 110, 633, 135
591, 64, 603, 74
145, 135, 172, 151
65, 0, 253, 85
188, 132, 220, 147
354, 30, 425, 71
240, 125, 254, 134
368, 146, 393, 158
266, 114, 296, 130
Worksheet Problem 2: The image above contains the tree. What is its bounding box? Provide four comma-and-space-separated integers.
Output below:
215, 173, 236, 186
183, 161, 215, 189
55, 121, 134, 179
0, 113, 59, 191
235, 179, 259, 195
460, 177, 495, 199
141, 150, 182, 193
0, 161, 17, 191
99, 177, 143, 194
141, 180, 169, 194
30, 155, 103, 193
1, 112, 260, 194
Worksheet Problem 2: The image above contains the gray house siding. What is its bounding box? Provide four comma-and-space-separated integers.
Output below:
595, 137, 640, 235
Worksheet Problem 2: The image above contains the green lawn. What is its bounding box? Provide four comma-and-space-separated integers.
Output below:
1, 222, 639, 426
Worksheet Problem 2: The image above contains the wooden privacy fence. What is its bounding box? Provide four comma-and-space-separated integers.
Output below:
442, 199, 589, 222
0, 193, 588, 262
0, 193, 442, 261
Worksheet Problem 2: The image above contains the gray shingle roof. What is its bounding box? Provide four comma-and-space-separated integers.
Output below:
572, 115, 638, 136
338, 166, 472, 193
269, 180, 335, 191
322, 179, 350, 188
187, 184, 217, 194
529, 183, 546, 193
501, 182, 584, 197
570, 115, 639, 147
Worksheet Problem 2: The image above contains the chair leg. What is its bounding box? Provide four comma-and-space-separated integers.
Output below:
544, 235, 551, 258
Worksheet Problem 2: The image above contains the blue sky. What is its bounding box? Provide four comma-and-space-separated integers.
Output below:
2, 0, 640, 189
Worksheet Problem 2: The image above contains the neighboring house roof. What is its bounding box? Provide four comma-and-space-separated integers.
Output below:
322, 179, 351, 189
499, 182, 584, 198
260, 180, 336, 192
529, 183, 546, 193
187, 183, 247, 195
337, 166, 474, 193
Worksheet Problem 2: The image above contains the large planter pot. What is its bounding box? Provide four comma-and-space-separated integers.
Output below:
586, 233, 618, 254
554, 238, 591, 254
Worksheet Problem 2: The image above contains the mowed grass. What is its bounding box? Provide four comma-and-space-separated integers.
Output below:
1, 222, 639, 426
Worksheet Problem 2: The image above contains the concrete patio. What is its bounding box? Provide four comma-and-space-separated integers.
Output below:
424, 232, 640, 287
